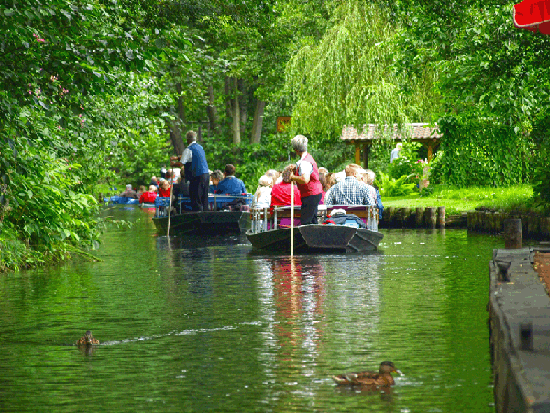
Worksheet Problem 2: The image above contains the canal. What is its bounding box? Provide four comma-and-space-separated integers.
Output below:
1, 206, 507, 412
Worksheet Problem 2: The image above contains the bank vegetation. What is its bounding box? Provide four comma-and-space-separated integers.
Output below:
1, 0, 549, 272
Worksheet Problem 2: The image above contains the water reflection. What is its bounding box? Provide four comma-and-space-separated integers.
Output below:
0, 208, 506, 412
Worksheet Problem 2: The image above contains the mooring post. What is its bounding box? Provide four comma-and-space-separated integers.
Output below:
388, 207, 396, 228
424, 207, 436, 229
415, 207, 424, 228
402, 207, 411, 228
437, 206, 445, 229
504, 218, 522, 249
382, 207, 390, 228
520, 322, 533, 351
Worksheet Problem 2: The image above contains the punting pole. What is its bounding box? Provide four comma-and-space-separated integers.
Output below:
167, 165, 174, 237
290, 180, 294, 257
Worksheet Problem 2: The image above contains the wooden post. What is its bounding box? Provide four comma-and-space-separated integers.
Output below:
427, 143, 433, 162
424, 207, 436, 229
353, 141, 361, 165
504, 218, 522, 249
388, 206, 396, 228
401, 207, 411, 228
362, 143, 370, 169
382, 206, 390, 228
437, 206, 445, 228
415, 207, 424, 228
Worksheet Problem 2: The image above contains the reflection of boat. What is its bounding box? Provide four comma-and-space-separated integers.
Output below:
246, 205, 383, 253
152, 194, 252, 234
156, 232, 248, 250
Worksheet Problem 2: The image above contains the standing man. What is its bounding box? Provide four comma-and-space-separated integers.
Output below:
289, 134, 323, 225
390, 142, 402, 163
171, 131, 209, 211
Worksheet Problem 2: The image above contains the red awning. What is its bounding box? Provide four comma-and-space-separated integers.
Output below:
514, 0, 550, 34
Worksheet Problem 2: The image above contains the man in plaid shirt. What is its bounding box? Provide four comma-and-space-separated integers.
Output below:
325, 164, 375, 206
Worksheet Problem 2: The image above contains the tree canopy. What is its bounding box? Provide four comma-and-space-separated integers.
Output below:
1, 0, 550, 271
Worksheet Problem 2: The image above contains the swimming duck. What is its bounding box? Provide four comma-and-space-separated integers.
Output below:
332, 361, 401, 386
76, 330, 99, 346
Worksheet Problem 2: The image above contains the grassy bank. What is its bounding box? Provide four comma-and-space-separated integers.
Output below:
383, 185, 536, 216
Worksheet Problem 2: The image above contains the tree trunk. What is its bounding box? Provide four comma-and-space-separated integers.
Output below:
231, 77, 241, 145
238, 78, 247, 138
224, 77, 232, 119
206, 84, 219, 136
250, 99, 266, 144
170, 124, 185, 156
169, 82, 186, 155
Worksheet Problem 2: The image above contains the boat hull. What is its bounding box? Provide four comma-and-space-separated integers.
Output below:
153, 211, 249, 234
246, 224, 382, 253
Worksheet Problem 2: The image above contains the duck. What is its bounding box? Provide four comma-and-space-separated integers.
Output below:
76, 330, 100, 346
332, 361, 401, 386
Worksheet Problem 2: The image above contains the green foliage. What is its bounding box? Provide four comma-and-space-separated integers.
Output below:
430, 116, 535, 187
378, 172, 416, 197
285, 0, 441, 138
532, 146, 550, 207
201, 132, 355, 191
0, 0, 196, 271
387, 141, 425, 180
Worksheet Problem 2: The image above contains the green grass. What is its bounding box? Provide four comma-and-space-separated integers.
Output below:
383, 185, 536, 215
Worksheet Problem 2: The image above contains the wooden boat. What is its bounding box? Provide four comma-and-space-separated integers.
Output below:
152, 194, 252, 234
104, 195, 140, 205
246, 205, 383, 253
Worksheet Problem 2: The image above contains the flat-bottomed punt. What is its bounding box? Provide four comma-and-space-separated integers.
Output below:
152, 194, 252, 234
246, 205, 383, 253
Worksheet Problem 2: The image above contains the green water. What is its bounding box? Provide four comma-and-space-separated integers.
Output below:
0, 206, 504, 412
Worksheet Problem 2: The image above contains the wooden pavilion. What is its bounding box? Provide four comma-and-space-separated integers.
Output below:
341, 123, 442, 168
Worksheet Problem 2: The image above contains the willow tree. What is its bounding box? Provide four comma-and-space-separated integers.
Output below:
285, 0, 437, 137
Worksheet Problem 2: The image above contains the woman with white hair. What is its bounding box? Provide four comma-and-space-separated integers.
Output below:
253, 175, 273, 209
288, 134, 323, 225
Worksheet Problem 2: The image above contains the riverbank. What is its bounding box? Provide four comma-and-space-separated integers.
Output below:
489, 247, 550, 412
383, 184, 536, 216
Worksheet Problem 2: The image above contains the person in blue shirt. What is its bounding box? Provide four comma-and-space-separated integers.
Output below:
170, 131, 210, 211
215, 164, 247, 195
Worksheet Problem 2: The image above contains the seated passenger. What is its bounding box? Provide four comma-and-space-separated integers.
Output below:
215, 164, 247, 195
324, 164, 374, 206
120, 184, 138, 199
265, 169, 280, 186
362, 169, 383, 219
139, 185, 158, 204
158, 179, 171, 198
252, 175, 273, 209
209, 169, 224, 193
270, 165, 302, 208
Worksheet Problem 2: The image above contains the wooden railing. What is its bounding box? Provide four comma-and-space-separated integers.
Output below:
249, 205, 380, 234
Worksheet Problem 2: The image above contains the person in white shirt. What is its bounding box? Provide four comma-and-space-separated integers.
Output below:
252, 175, 273, 209
390, 142, 402, 163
